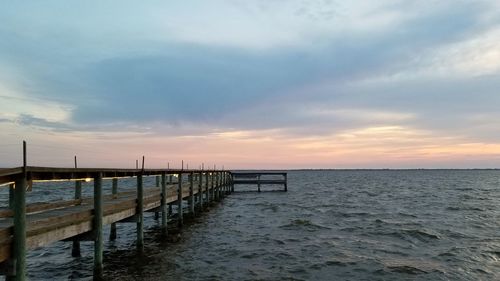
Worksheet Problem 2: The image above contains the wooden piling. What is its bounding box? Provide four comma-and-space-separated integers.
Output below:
205, 172, 209, 207
210, 172, 215, 202
136, 174, 144, 250
218, 172, 222, 199
198, 172, 203, 210
72, 157, 82, 256
109, 178, 118, 241
189, 172, 195, 215
161, 173, 167, 236
93, 173, 103, 279
13, 176, 27, 281
284, 173, 288, 191
154, 175, 161, 220
177, 173, 183, 227
8, 184, 14, 209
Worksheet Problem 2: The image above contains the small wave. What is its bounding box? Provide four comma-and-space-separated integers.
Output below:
280, 219, 331, 232
446, 206, 485, 212
387, 265, 428, 274
325, 259, 357, 267
400, 229, 441, 241
374, 228, 441, 242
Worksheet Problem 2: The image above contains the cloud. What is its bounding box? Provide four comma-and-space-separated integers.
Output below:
1, 1, 500, 167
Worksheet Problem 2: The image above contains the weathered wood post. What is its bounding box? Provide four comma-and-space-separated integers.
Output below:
177, 173, 183, 227
154, 175, 160, 220
161, 172, 168, 236
72, 156, 82, 257
93, 173, 103, 280
189, 172, 195, 215
136, 173, 144, 250
8, 184, 14, 210
258, 174, 261, 192
214, 172, 219, 201
198, 172, 203, 210
218, 172, 222, 198
168, 174, 173, 215
109, 178, 118, 241
13, 177, 27, 281
210, 172, 215, 202
223, 172, 227, 195
10, 141, 28, 281
205, 172, 209, 207
231, 173, 234, 192
284, 173, 288, 192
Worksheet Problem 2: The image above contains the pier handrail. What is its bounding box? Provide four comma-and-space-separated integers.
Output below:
0, 166, 229, 186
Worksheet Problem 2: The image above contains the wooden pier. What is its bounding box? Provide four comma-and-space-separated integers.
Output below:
232, 172, 287, 192
0, 166, 233, 280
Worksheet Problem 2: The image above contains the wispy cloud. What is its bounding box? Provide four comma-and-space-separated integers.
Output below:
1, 1, 499, 168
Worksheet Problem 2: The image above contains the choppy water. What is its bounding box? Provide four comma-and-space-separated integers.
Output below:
2, 170, 500, 280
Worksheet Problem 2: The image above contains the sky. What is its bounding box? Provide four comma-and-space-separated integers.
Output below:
1, 0, 500, 169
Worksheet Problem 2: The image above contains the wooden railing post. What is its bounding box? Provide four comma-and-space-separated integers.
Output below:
177, 173, 183, 227
109, 178, 118, 241
93, 173, 103, 279
258, 174, 261, 192
136, 174, 144, 250
198, 172, 203, 210
161, 172, 168, 236
218, 172, 222, 199
8, 184, 14, 210
223, 172, 227, 195
284, 173, 288, 192
72, 157, 82, 257
210, 172, 214, 202
205, 172, 209, 207
189, 172, 195, 215
12, 175, 27, 281
213, 172, 219, 201
231, 173, 234, 192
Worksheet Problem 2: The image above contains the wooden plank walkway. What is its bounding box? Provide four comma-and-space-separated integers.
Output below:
0, 167, 233, 281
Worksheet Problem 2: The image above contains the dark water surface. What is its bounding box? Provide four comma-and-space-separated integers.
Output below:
2, 170, 500, 280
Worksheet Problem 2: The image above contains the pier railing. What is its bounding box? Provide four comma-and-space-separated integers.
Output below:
0, 166, 233, 281
231, 172, 287, 192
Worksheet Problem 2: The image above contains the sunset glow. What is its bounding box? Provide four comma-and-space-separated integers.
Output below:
1, 1, 500, 169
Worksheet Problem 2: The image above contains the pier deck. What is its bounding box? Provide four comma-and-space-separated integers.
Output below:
232, 172, 287, 192
0, 167, 233, 280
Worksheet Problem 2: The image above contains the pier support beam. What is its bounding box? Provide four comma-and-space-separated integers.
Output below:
72, 179, 82, 256
198, 172, 203, 210
93, 173, 103, 280
8, 184, 14, 209
217, 172, 222, 200
161, 173, 168, 236
284, 173, 288, 192
109, 178, 118, 241
72, 157, 83, 257
154, 175, 160, 220
211, 173, 215, 202
189, 172, 195, 215
258, 174, 261, 192
177, 173, 183, 227
136, 174, 144, 250
205, 172, 209, 207
11, 176, 27, 281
